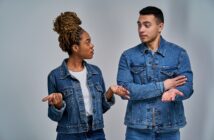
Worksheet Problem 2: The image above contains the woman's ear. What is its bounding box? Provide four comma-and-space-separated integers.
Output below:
72, 44, 79, 53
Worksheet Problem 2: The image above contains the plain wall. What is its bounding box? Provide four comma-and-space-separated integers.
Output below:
0, 0, 213, 140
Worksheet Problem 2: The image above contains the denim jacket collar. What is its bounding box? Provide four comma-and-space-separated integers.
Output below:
140, 36, 167, 57
59, 58, 99, 79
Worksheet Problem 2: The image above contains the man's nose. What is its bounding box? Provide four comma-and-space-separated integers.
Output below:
139, 26, 145, 33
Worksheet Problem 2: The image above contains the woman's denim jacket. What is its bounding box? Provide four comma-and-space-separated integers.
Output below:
47, 59, 115, 134
117, 37, 193, 132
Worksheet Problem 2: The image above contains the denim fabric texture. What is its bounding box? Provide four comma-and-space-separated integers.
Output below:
57, 129, 106, 140
126, 127, 180, 140
47, 59, 115, 134
117, 37, 193, 132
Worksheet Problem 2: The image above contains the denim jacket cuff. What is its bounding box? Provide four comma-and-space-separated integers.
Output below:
104, 94, 115, 106
157, 81, 164, 93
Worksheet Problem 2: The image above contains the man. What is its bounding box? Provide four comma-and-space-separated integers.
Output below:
117, 6, 193, 140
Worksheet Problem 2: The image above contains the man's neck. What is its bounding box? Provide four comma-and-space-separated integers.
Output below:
146, 36, 161, 52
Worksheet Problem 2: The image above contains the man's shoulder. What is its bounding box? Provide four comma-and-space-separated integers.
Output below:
122, 43, 142, 55
164, 40, 186, 52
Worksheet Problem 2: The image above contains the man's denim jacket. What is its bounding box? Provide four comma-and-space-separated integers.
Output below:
47, 59, 115, 134
117, 37, 193, 132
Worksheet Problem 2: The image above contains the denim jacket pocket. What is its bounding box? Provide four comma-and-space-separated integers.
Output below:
130, 65, 145, 74
93, 83, 104, 120
94, 83, 103, 103
160, 66, 178, 78
130, 65, 146, 83
61, 87, 80, 124
61, 87, 75, 107
95, 83, 104, 93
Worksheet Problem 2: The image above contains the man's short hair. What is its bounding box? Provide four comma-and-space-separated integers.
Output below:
139, 6, 164, 23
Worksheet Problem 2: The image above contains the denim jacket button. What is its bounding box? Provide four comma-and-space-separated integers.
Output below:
152, 64, 157, 69
147, 125, 150, 128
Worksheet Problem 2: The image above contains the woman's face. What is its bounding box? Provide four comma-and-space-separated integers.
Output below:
76, 31, 94, 59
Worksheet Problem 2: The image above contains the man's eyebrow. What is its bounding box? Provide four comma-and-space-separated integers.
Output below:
137, 21, 151, 24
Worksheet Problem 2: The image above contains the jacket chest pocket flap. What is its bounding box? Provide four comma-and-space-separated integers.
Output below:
130, 65, 146, 75
61, 87, 74, 100
160, 66, 178, 77
95, 83, 104, 93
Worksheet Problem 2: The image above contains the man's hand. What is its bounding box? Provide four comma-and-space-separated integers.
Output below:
164, 75, 187, 91
42, 93, 63, 109
161, 88, 184, 102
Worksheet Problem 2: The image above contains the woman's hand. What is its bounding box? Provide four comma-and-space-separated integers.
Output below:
110, 85, 130, 99
42, 93, 63, 109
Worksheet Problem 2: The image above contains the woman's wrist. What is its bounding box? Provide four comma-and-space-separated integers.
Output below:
105, 87, 114, 100
54, 101, 63, 110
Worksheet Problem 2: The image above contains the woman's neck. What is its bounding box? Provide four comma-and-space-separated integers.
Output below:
67, 56, 84, 72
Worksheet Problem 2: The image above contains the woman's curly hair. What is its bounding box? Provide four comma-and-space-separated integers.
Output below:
53, 11, 85, 55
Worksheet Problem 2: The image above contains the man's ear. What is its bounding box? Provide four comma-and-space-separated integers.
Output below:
158, 23, 164, 33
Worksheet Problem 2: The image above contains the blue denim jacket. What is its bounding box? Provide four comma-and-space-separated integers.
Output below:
47, 59, 115, 134
117, 37, 193, 132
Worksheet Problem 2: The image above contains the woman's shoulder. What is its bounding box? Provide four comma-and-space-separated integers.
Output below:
85, 62, 102, 74
48, 59, 69, 77
48, 65, 61, 77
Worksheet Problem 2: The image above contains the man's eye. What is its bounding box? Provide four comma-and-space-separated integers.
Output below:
145, 23, 151, 28
145, 23, 152, 28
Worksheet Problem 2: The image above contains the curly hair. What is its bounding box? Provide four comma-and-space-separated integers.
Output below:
53, 11, 85, 55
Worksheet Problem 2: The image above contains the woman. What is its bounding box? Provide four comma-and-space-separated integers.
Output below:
42, 11, 129, 140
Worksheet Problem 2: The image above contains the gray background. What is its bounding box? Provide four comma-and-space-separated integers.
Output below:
0, 0, 213, 140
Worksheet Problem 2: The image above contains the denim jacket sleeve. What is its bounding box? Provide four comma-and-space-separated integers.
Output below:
175, 50, 193, 101
47, 73, 66, 122
117, 53, 164, 101
97, 67, 115, 113
103, 88, 115, 113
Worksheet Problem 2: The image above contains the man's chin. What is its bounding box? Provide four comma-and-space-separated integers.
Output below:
141, 39, 148, 43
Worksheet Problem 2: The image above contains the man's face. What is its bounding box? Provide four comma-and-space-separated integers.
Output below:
137, 14, 163, 44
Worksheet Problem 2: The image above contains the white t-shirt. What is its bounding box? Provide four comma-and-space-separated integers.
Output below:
69, 67, 93, 116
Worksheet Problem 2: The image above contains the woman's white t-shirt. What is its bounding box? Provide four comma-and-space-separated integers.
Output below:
69, 67, 93, 116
